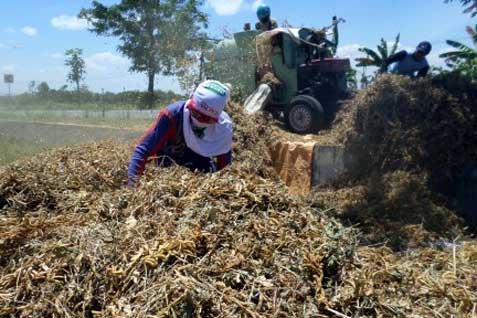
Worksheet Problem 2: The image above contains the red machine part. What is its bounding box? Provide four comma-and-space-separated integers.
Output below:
304, 58, 351, 73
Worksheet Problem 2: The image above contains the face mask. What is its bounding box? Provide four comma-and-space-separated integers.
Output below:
190, 115, 211, 139
191, 115, 210, 129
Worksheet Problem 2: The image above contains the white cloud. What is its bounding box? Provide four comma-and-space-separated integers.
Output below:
85, 52, 128, 72
206, 0, 270, 16
49, 52, 64, 59
251, 0, 265, 11
339, 42, 410, 58
1, 64, 15, 72
337, 43, 415, 63
21, 26, 38, 37
207, 0, 244, 15
51, 15, 90, 31
337, 44, 371, 74
427, 49, 448, 68
337, 44, 362, 60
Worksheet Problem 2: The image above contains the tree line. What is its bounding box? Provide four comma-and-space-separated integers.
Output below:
0, 81, 184, 108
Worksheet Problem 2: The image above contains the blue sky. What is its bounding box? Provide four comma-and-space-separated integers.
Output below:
0, 0, 475, 95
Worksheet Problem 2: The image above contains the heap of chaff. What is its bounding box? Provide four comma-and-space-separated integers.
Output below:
1, 92, 476, 317
0, 141, 357, 317
0, 103, 359, 318
311, 74, 477, 250
313, 74, 477, 317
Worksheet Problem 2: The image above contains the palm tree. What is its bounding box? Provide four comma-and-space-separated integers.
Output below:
439, 25, 477, 67
346, 68, 358, 89
355, 34, 400, 68
445, 0, 477, 17
467, 24, 477, 43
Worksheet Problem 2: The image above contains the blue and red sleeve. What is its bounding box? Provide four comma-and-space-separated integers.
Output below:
127, 109, 176, 186
384, 50, 407, 68
216, 150, 232, 171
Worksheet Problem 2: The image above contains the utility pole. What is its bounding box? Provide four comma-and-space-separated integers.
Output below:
124, 86, 129, 119
101, 88, 105, 118
4, 74, 14, 97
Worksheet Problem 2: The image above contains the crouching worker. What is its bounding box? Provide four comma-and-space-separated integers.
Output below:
381, 41, 432, 78
127, 80, 233, 187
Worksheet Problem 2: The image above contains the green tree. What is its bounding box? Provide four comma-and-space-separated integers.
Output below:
79, 0, 208, 108
65, 48, 86, 97
176, 43, 215, 93
440, 25, 477, 79
346, 68, 358, 89
445, 0, 477, 17
28, 81, 36, 94
439, 25, 477, 65
37, 82, 50, 100
355, 34, 401, 69
452, 57, 477, 79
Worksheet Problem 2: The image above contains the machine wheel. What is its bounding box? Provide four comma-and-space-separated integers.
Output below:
285, 95, 324, 134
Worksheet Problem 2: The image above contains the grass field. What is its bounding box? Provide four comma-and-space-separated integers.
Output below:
0, 136, 48, 165
0, 101, 140, 111
0, 115, 145, 165
0, 111, 152, 131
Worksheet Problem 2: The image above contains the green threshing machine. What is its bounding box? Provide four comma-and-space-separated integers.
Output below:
209, 19, 351, 134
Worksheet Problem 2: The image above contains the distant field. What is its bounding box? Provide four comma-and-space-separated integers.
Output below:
0, 104, 165, 165
0, 136, 47, 165
0, 102, 139, 111
0, 100, 172, 131
0, 111, 153, 131
0, 120, 142, 165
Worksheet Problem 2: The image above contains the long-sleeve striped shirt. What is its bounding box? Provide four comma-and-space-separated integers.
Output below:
127, 101, 232, 185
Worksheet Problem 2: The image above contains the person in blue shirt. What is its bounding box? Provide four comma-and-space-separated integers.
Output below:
255, 4, 278, 32
127, 80, 233, 187
381, 41, 432, 78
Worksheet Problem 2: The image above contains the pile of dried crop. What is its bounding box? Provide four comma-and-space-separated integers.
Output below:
225, 102, 277, 179
1, 96, 476, 317
311, 74, 477, 249
343, 74, 477, 181
0, 102, 360, 317
0, 140, 358, 317
332, 241, 477, 317
312, 170, 464, 249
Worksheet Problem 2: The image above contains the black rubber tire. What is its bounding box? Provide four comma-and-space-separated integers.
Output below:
285, 95, 325, 134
